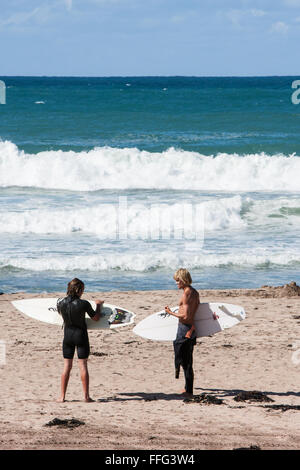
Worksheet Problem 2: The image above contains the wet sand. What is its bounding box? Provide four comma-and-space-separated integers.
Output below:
0, 285, 299, 450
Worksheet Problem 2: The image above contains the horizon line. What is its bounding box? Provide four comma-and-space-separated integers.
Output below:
0, 74, 299, 79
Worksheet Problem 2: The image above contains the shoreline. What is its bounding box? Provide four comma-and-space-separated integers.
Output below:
2, 280, 300, 298
0, 285, 299, 450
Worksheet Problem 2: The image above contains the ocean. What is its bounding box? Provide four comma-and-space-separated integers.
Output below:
0, 76, 300, 293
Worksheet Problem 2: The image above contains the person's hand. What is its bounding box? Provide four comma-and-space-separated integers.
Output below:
95, 299, 104, 305
165, 306, 172, 315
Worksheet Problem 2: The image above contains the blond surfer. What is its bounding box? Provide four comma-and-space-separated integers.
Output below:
165, 269, 199, 397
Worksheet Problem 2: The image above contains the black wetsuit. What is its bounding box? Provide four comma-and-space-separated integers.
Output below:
173, 322, 196, 395
57, 296, 97, 359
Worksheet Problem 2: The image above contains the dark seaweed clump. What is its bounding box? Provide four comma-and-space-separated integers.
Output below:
233, 445, 261, 451
234, 391, 274, 403
44, 418, 85, 428
184, 393, 223, 405
263, 404, 300, 412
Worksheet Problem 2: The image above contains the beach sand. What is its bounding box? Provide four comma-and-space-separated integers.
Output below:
0, 285, 299, 450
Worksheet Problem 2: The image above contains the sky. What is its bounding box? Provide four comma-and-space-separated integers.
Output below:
0, 0, 300, 76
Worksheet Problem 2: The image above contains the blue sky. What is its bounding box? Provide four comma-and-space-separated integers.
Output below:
0, 0, 300, 76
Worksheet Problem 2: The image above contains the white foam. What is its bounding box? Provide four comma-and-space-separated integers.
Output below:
1, 249, 299, 273
1, 140, 300, 192
2, 194, 300, 236
243, 197, 300, 228
0, 196, 244, 235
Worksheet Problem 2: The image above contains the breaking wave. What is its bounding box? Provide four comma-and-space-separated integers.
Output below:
1, 140, 300, 191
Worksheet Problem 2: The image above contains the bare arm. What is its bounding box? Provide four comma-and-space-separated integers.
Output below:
165, 287, 199, 324
91, 300, 104, 321
165, 290, 193, 323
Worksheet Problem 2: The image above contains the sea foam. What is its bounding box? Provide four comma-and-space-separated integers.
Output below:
0, 140, 299, 192
1, 193, 300, 236
0, 196, 245, 235
1, 250, 299, 273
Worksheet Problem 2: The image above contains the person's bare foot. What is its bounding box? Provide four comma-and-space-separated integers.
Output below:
84, 397, 95, 403
56, 397, 66, 403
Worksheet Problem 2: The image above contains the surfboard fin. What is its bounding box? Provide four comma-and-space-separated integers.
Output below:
219, 305, 245, 321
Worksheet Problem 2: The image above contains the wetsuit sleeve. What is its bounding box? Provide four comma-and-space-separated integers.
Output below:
57, 298, 65, 315
83, 300, 97, 318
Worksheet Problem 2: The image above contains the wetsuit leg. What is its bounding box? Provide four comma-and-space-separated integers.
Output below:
75, 329, 90, 359
173, 323, 196, 394
63, 327, 90, 360
63, 327, 76, 359
181, 340, 195, 394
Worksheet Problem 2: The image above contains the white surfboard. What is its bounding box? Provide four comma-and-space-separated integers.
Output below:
133, 302, 246, 341
12, 298, 135, 330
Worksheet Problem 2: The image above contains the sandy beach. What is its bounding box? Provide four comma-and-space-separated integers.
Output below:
0, 284, 299, 450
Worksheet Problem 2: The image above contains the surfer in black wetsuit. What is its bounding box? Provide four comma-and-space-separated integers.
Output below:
56, 278, 103, 403
165, 269, 199, 398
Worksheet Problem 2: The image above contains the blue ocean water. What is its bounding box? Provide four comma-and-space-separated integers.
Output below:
0, 76, 300, 293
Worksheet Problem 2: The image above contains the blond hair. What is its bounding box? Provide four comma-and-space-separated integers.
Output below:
173, 268, 192, 286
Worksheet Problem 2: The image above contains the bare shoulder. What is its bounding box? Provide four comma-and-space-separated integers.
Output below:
185, 286, 198, 297
182, 286, 194, 302
185, 286, 200, 305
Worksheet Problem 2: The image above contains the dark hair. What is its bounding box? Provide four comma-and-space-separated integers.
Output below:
67, 278, 84, 298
